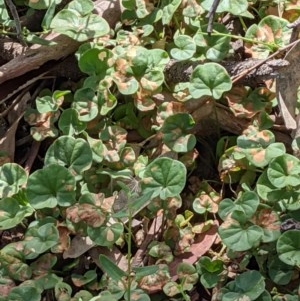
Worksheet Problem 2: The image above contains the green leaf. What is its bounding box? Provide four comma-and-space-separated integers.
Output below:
0, 0, 14, 26
161, 113, 196, 152
277, 230, 300, 266
66, 0, 94, 16
27, 0, 61, 10
267, 154, 300, 188
98, 254, 127, 282
267, 255, 294, 285
201, 0, 248, 15
0, 197, 34, 230
141, 157, 187, 200
0, 163, 27, 198
24, 222, 59, 259
170, 35, 196, 60
194, 23, 231, 61
218, 191, 259, 221
219, 222, 263, 251
45, 136, 93, 179
245, 16, 292, 58
36, 90, 70, 113
79, 48, 112, 77
124, 288, 151, 301
58, 108, 86, 135
27, 164, 76, 209
41, 0, 57, 29
50, 7, 109, 42
189, 63, 232, 99
0, 251, 32, 281
88, 223, 124, 247
196, 257, 223, 288
8, 286, 41, 301
72, 270, 97, 287
222, 270, 265, 301
161, 0, 181, 25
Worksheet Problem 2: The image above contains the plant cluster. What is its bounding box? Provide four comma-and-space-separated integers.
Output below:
0, 0, 300, 300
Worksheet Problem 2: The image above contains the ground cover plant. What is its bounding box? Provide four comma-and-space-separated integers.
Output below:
0, 0, 300, 300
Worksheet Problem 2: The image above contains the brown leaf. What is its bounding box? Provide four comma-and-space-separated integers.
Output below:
168, 220, 218, 280
276, 40, 300, 130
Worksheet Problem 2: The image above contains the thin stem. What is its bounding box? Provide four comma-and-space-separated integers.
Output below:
209, 30, 273, 48
238, 16, 248, 32
126, 199, 133, 301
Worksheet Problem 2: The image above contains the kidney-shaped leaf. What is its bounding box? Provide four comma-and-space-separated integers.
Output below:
8, 286, 41, 301
79, 48, 112, 77
201, 0, 248, 15
222, 270, 265, 301
218, 221, 263, 251
170, 35, 196, 61
277, 230, 300, 266
27, 164, 76, 209
88, 222, 124, 247
50, 9, 109, 42
24, 223, 59, 259
219, 191, 259, 221
194, 23, 231, 61
141, 157, 187, 200
45, 136, 93, 179
0, 163, 27, 198
267, 154, 300, 188
0, 197, 34, 230
162, 113, 196, 152
189, 63, 232, 99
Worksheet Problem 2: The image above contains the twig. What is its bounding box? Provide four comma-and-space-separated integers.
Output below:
206, 0, 221, 35
232, 39, 300, 84
4, 0, 26, 45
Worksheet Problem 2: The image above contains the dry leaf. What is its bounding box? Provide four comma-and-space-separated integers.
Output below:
276, 41, 300, 130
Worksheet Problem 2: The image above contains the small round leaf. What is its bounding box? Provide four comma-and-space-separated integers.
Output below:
189, 63, 232, 99
0, 163, 27, 198
277, 230, 300, 266
27, 164, 76, 209
170, 35, 196, 61
161, 113, 196, 152
45, 136, 93, 179
141, 157, 187, 200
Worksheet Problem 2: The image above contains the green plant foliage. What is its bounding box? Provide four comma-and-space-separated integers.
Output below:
267, 154, 300, 188
219, 221, 263, 252
27, 164, 76, 209
58, 108, 87, 135
36, 90, 70, 113
220, 270, 266, 300
161, 113, 196, 152
45, 136, 93, 179
23, 222, 59, 259
196, 256, 224, 288
170, 34, 196, 60
50, 0, 110, 41
0, 196, 34, 230
245, 16, 292, 58
189, 63, 232, 99
194, 23, 231, 61
1, 0, 300, 299
0, 163, 27, 198
219, 191, 260, 221
161, 0, 181, 25
6, 285, 41, 301
141, 157, 187, 200
277, 230, 300, 266
201, 0, 249, 15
